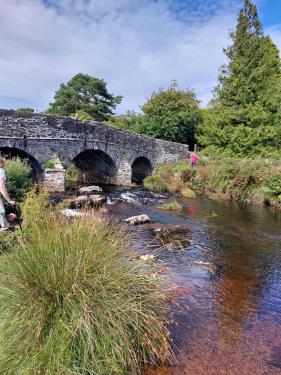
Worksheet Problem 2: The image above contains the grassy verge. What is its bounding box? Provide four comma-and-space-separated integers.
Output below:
144, 158, 281, 209
0, 191, 173, 374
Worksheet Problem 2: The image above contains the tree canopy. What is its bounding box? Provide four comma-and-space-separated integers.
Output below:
198, 0, 281, 156
47, 73, 122, 121
112, 82, 202, 147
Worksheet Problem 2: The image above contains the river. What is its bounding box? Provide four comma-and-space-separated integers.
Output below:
104, 188, 281, 375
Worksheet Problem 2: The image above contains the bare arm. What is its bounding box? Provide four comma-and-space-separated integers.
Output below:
0, 177, 13, 204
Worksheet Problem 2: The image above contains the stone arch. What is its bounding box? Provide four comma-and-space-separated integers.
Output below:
131, 156, 153, 184
73, 149, 118, 186
0, 146, 43, 181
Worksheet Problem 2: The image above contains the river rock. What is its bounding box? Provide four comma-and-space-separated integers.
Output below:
153, 193, 169, 199
89, 194, 106, 205
62, 209, 91, 218
67, 195, 90, 208
124, 214, 151, 225
78, 185, 102, 194
139, 254, 156, 262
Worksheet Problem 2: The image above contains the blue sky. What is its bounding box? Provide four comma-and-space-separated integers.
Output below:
0, 0, 280, 113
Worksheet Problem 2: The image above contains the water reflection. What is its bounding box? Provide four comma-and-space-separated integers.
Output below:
109, 192, 281, 374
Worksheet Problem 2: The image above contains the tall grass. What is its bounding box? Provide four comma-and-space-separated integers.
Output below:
0, 191, 173, 374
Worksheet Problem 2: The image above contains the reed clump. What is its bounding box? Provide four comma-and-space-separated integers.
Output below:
0, 191, 173, 375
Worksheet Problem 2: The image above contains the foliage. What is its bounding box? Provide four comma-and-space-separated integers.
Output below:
139, 81, 202, 147
16, 107, 35, 113
70, 109, 94, 121
44, 160, 55, 169
47, 73, 122, 121
0, 190, 173, 374
144, 176, 169, 193
4, 157, 32, 202
197, 0, 281, 156
181, 187, 196, 199
65, 164, 78, 191
262, 175, 281, 203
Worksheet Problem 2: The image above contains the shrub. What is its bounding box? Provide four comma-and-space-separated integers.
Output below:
181, 187, 196, 198
65, 164, 78, 190
44, 159, 55, 169
4, 157, 32, 202
0, 191, 173, 374
262, 175, 281, 197
144, 176, 168, 193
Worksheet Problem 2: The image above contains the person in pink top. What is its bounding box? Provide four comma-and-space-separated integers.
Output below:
190, 152, 199, 169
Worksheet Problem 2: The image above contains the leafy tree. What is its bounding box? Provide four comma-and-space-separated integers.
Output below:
5, 158, 32, 202
198, 0, 281, 156
17, 108, 34, 113
47, 73, 122, 121
138, 81, 202, 146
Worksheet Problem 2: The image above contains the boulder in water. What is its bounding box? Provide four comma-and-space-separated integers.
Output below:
78, 185, 102, 194
124, 214, 150, 225
89, 195, 106, 205
139, 254, 156, 262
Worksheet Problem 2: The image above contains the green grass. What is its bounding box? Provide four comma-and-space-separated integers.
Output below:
0, 191, 173, 375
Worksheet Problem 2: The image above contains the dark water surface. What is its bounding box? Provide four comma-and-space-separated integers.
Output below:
108, 191, 281, 375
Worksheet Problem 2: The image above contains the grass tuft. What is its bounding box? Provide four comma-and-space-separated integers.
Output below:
0, 190, 173, 375
157, 201, 182, 211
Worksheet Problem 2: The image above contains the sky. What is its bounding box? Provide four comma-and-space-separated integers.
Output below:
0, 0, 281, 114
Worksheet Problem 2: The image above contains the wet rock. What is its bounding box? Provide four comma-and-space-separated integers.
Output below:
153, 193, 169, 199
62, 209, 91, 218
89, 194, 106, 205
78, 185, 102, 194
120, 192, 138, 204
67, 195, 89, 208
139, 254, 156, 262
124, 214, 151, 225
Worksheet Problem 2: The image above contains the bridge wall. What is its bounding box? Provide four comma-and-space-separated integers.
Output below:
0, 110, 190, 191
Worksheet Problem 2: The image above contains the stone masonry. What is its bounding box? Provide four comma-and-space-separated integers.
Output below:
0, 110, 190, 192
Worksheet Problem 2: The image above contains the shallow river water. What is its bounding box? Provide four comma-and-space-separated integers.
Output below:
106, 189, 281, 375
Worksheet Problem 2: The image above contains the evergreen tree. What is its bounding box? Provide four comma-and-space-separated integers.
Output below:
47, 73, 122, 121
198, 0, 281, 156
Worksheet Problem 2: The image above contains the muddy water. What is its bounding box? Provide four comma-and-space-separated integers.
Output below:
107, 190, 281, 375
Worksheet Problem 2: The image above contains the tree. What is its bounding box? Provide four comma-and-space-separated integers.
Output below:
137, 81, 202, 147
198, 0, 281, 156
47, 73, 122, 121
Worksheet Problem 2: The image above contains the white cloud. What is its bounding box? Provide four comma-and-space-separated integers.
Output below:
1, 0, 279, 114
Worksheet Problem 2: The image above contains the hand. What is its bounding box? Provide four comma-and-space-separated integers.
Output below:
8, 200, 16, 206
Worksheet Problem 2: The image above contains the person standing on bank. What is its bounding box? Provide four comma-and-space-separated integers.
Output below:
190, 152, 199, 169
0, 158, 16, 231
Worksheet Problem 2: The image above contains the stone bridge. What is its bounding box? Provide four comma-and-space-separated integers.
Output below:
0, 110, 190, 192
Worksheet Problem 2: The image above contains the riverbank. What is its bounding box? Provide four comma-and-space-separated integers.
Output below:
144, 158, 281, 210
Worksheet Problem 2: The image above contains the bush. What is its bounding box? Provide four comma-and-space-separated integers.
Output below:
44, 160, 55, 169
0, 191, 173, 374
144, 176, 168, 193
65, 164, 78, 191
181, 187, 196, 198
4, 157, 32, 202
